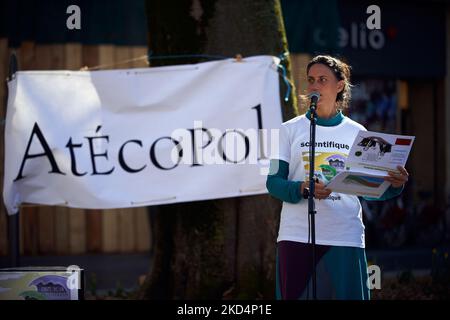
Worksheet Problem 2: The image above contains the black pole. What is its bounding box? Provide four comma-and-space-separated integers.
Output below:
6, 51, 20, 268
7, 214, 20, 267
9, 51, 18, 81
308, 109, 317, 299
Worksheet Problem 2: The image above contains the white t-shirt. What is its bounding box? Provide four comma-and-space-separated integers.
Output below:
275, 114, 367, 248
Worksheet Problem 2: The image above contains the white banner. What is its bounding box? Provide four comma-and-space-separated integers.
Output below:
3, 55, 282, 215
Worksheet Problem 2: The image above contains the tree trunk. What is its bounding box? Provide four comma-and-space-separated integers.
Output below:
138, 0, 297, 299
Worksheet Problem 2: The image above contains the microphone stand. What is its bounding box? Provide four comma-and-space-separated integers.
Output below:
305, 105, 318, 299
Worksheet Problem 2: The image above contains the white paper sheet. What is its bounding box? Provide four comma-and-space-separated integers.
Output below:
326, 130, 415, 197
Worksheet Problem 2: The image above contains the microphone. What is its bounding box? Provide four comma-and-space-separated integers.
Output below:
308, 92, 320, 111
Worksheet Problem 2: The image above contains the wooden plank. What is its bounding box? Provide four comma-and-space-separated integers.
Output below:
130, 46, 148, 68
119, 208, 135, 252
65, 43, 82, 70
45, 43, 83, 256
114, 46, 137, 253
34, 45, 52, 70
1, 43, 34, 256
54, 206, 70, 254
79, 45, 104, 253
134, 206, 151, 252
22, 46, 51, 255
68, 208, 86, 254
34, 44, 65, 255
81, 45, 99, 70
49, 44, 65, 70
86, 209, 102, 253
38, 209, 55, 254
0, 38, 8, 104
98, 44, 115, 70
30, 45, 51, 254
409, 82, 435, 200
18, 209, 24, 255
97, 45, 120, 253
436, 80, 447, 207
114, 46, 131, 70
21, 207, 40, 255
446, 8, 450, 198
59, 43, 83, 255
1, 56, 23, 255
0, 203, 7, 256
18, 41, 36, 70
102, 209, 119, 253
47, 44, 69, 255
3, 43, 37, 256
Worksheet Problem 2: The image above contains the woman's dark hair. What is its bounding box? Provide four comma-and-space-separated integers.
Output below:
305, 55, 353, 109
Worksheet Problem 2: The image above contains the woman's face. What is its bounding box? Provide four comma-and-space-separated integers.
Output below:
306, 63, 344, 112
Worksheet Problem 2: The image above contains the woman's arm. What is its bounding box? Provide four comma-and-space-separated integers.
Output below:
266, 159, 303, 203
363, 166, 409, 201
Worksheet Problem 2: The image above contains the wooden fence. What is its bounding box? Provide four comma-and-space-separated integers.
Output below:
0, 39, 152, 256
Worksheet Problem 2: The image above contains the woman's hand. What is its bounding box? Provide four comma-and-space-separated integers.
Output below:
385, 165, 409, 188
314, 181, 332, 199
301, 181, 332, 200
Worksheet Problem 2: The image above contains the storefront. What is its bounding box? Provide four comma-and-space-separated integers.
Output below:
281, 0, 448, 248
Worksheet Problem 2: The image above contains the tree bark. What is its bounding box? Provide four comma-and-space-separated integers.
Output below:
138, 0, 297, 299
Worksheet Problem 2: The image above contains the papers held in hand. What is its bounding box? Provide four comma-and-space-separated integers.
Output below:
326, 130, 415, 198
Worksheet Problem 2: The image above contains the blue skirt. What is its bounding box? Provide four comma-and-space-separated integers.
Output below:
276, 240, 370, 300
